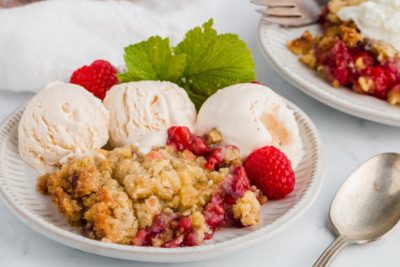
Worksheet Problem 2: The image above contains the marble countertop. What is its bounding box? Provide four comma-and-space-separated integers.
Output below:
1, 1, 400, 266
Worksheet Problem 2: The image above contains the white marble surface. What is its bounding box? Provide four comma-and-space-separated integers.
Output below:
1, 1, 400, 267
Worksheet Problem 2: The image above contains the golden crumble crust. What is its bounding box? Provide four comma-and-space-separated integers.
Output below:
38, 142, 261, 247
233, 191, 261, 226
38, 156, 137, 244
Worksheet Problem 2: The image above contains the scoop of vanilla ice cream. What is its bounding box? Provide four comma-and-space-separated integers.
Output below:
103, 81, 196, 150
196, 83, 303, 168
18, 81, 109, 173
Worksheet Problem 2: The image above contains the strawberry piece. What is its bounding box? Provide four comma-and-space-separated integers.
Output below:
244, 146, 295, 200
70, 59, 118, 99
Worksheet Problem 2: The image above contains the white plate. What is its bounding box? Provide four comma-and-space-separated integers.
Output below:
0, 100, 324, 262
258, 22, 400, 127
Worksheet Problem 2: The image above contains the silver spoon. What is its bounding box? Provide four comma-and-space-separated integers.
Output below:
314, 153, 400, 267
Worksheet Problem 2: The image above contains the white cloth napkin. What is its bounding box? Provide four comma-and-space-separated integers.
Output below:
0, 0, 214, 92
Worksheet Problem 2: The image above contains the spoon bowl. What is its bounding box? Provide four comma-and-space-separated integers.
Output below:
314, 153, 400, 266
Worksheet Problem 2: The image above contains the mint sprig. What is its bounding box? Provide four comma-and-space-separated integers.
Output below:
118, 19, 256, 109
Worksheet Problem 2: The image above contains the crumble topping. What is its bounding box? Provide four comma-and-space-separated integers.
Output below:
38, 131, 266, 247
233, 190, 261, 226
288, 0, 400, 105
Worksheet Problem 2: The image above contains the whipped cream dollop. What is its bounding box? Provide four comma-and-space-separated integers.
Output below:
338, 0, 400, 51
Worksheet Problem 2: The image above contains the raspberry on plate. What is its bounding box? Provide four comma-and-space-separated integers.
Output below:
244, 146, 295, 200
70, 59, 118, 99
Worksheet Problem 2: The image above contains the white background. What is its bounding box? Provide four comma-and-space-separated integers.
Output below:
1, 1, 400, 266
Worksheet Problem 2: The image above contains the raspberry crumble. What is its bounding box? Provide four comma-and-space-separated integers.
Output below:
288, 0, 400, 105
38, 127, 270, 247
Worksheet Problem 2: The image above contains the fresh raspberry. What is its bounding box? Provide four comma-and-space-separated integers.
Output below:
244, 146, 295, 200
70, 59, 118, 99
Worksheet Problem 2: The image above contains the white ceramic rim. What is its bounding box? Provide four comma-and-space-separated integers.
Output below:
0, 100, 324, 262
258, 21, 400, 127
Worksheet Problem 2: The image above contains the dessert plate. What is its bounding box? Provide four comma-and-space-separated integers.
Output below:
0, 100, 323, 262
258, 22, 400, 127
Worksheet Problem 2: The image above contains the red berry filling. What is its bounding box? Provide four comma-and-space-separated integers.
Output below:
204, 192, 226, 230
132, 165, 254, 247
316, 37, 400, 101
316, 39, 353, 85
205, 145, 239, 171
131, 127, 295, 247
167, 126, 209, 156
223, 166, 251, 205
132, 213, 202, 248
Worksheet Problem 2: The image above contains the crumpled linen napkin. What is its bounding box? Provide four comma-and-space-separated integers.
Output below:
0, 0, 213, 92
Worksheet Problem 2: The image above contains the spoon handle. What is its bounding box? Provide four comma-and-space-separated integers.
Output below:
313, 235, 350, 267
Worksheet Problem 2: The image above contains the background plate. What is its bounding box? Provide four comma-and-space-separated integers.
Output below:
258, 22, 400, 127
0, 99, 323, 262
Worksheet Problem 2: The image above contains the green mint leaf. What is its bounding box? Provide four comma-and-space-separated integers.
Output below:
118, 36, 186, 83
119, 19, 256, 109
175, 19, 217, 76
175, 19, 256, 103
